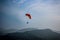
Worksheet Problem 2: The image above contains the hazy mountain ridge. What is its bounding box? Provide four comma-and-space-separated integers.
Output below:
0, 28, 60, 40
16, 28, 37, 32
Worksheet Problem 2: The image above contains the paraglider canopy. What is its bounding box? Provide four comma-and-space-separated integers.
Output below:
25, 13, 31, 19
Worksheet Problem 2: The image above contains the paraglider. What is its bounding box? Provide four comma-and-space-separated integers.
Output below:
25, 13, 31, 24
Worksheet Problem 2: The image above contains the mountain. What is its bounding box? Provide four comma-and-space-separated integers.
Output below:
16, 28, 37, 32
0, 28, 60, 40
56, 31, 60, 33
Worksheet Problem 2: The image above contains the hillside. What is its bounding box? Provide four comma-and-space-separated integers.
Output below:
0, 28, 60, 40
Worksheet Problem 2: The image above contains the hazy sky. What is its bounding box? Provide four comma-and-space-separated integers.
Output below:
1, 0, 60, 33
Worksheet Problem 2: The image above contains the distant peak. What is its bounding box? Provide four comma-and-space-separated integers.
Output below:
17, 28, 37, 32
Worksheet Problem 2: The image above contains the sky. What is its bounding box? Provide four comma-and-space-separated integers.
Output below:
0, 0, 60, 34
